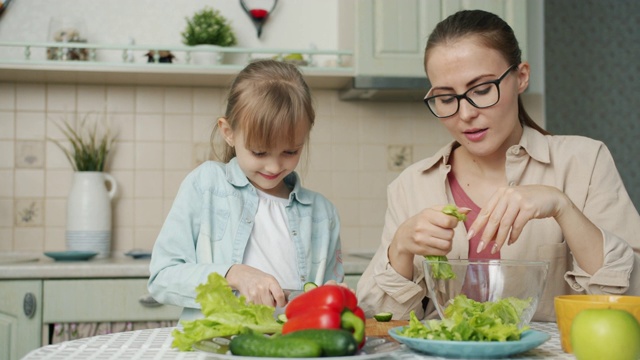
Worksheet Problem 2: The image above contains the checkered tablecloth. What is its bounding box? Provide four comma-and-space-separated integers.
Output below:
21, 322, 574, 360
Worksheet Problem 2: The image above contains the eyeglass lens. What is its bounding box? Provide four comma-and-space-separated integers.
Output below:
426, 82, 500, 118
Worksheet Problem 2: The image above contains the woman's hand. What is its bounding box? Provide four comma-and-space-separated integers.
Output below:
470, 185, 568, 254
389, 206, 470, 279
225, 264, 287, 307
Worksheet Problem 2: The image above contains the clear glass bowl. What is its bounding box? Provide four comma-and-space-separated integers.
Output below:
423, 259, 549, 326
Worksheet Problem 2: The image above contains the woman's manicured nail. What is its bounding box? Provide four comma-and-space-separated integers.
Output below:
476, 240, 484, 253
467, 229, 475, 240
491, 243, 499, 254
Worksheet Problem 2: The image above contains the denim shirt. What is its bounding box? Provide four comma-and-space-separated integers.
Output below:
148, 158, 343, 320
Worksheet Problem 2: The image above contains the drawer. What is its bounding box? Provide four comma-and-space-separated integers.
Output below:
43, 279, 182, 323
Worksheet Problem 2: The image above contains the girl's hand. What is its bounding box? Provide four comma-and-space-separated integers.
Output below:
470, 185, 569, 254
225, 264, 287, 307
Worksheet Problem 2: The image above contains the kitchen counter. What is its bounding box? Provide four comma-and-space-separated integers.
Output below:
0, 253, 372, 280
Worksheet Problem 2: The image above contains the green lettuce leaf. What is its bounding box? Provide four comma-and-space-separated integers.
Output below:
398, 295, 531, 342
171, 272, 283, 351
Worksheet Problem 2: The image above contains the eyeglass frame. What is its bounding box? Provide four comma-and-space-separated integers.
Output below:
423, 64, 519, 118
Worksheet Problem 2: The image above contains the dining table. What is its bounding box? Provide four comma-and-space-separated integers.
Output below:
21, 321, 574, 360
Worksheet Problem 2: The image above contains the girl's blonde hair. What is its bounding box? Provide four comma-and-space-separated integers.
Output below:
213, 59, 315, 163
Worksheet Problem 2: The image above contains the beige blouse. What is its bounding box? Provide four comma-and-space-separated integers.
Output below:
357, 126, 640, 322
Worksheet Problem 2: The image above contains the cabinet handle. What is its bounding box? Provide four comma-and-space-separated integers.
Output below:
138, 294, 162, 307
23, 292, 37, 318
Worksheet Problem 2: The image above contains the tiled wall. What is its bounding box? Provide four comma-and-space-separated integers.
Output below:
0, 82, 544, 255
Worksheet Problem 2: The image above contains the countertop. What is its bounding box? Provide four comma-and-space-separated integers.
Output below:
0, 252, 372, 280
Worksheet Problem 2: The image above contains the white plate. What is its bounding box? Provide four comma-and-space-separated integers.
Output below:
388, 326, 550, 359
193, 336, 402, 359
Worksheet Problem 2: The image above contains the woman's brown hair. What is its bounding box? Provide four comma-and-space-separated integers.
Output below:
212, 59, 316, 163
424, 10, 549, 135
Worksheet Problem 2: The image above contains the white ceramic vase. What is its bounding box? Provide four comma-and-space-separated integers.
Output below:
189, 44, 223, 65
65, 172, 118, 259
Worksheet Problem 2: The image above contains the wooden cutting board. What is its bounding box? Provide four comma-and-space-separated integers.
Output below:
365, 319, 408, 341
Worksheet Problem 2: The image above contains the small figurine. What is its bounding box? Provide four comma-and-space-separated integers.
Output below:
145, 50, 175, 63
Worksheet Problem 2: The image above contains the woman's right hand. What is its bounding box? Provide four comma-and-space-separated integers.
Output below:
225, 264, 287, 308
388, 206, 468, 279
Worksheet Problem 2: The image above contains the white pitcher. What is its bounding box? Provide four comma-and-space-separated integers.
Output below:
65, 172, 118, 259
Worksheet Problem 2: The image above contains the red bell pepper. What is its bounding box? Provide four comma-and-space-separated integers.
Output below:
283, 285, 366, 348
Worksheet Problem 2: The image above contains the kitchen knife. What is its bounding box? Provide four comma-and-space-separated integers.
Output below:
283, 289, 304, 302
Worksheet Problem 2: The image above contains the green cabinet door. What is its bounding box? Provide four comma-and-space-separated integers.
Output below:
0, 280, 42, 360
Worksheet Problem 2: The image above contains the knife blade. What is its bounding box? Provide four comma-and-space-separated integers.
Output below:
283, 289, 304, 302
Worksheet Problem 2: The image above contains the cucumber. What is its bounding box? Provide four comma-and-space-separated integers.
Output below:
229, 333, 322, 358
303, 281, 318, 292
374, 312, 393, 322
276, 313, 288, 324
284, 329, 358, 357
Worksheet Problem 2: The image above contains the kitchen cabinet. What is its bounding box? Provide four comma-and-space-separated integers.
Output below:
349, 0, 528, 77
0, 264, 182, 360
0, 281, 42, 360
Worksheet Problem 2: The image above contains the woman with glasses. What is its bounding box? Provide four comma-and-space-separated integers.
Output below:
357, 9, 640, 322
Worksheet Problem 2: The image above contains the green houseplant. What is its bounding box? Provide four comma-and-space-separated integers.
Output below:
182, 7, 237, 47
51, 114, 115, 171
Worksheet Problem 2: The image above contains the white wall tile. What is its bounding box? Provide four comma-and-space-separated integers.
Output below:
164, 142, 192, 170
0, 83, 15, 110
0, 199, 13, 226
113, 227, 134, 252
107, 86, 135, 113
134, 199, 164, 227
360, 226, 384, 251
164, 87, 192, 113
0, 111, 15, 139
0, 228, 13, 251
15, 169, 45, 197
134, 227, 160, 250
135, 170, 163, 198
359, 199, 387, 227
46, 112, 77, 141
135, 142, 164, 170
192, 115, 215, 143
44, 227, 66, 251
109, 113, 135, 141
332, 171, 359, 199
47, 84, 76, 112
13, 227, 44, 251
164, 170, 187, 199
45, 199, 66, 226
332, 198, 359, 227
310, 114, 332, 143
136, 114, 163, 141
312, 90, 335, 117
110, 141, 135, 170
0, 141, 14, 168
330, 116, 358, 144
45, 170, 72, 197
113, 198, 134, 227
357, 171, 388, 199
165, 114, 192, 141
193, 88, 224, 115
331, 144, 358, 171
0, 170, 14, 197
136, 87, 164, 113
16, 112, 46, 140
16, 83, 46, 111
359, 144, 387, 171
77, 85, 107, 112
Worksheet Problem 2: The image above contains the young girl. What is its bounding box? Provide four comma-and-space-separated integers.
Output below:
148, 59, 343, 321
357, 10, 640, 322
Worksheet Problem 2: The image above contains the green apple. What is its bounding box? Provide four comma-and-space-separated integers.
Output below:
571, 308, 640, 360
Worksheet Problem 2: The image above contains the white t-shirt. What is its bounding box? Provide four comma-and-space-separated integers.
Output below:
242, 189, 300, 290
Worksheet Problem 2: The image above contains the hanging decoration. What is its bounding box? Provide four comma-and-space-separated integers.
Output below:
240, 0, 278, 38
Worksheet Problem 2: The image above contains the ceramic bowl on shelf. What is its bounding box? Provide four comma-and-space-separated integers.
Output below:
554, 294, 640, 353
423, 259, 550, 327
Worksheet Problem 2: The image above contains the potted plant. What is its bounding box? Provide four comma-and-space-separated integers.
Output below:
181, 7, 237, 64
50, 114, 118, 259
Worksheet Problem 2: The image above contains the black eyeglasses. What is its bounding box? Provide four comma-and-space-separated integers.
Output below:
424, 64, 519, 118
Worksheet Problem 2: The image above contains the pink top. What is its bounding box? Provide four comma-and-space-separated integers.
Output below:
448, 172, 500, 260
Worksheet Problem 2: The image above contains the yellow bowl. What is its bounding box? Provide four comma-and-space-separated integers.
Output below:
554, 295, 640, 353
